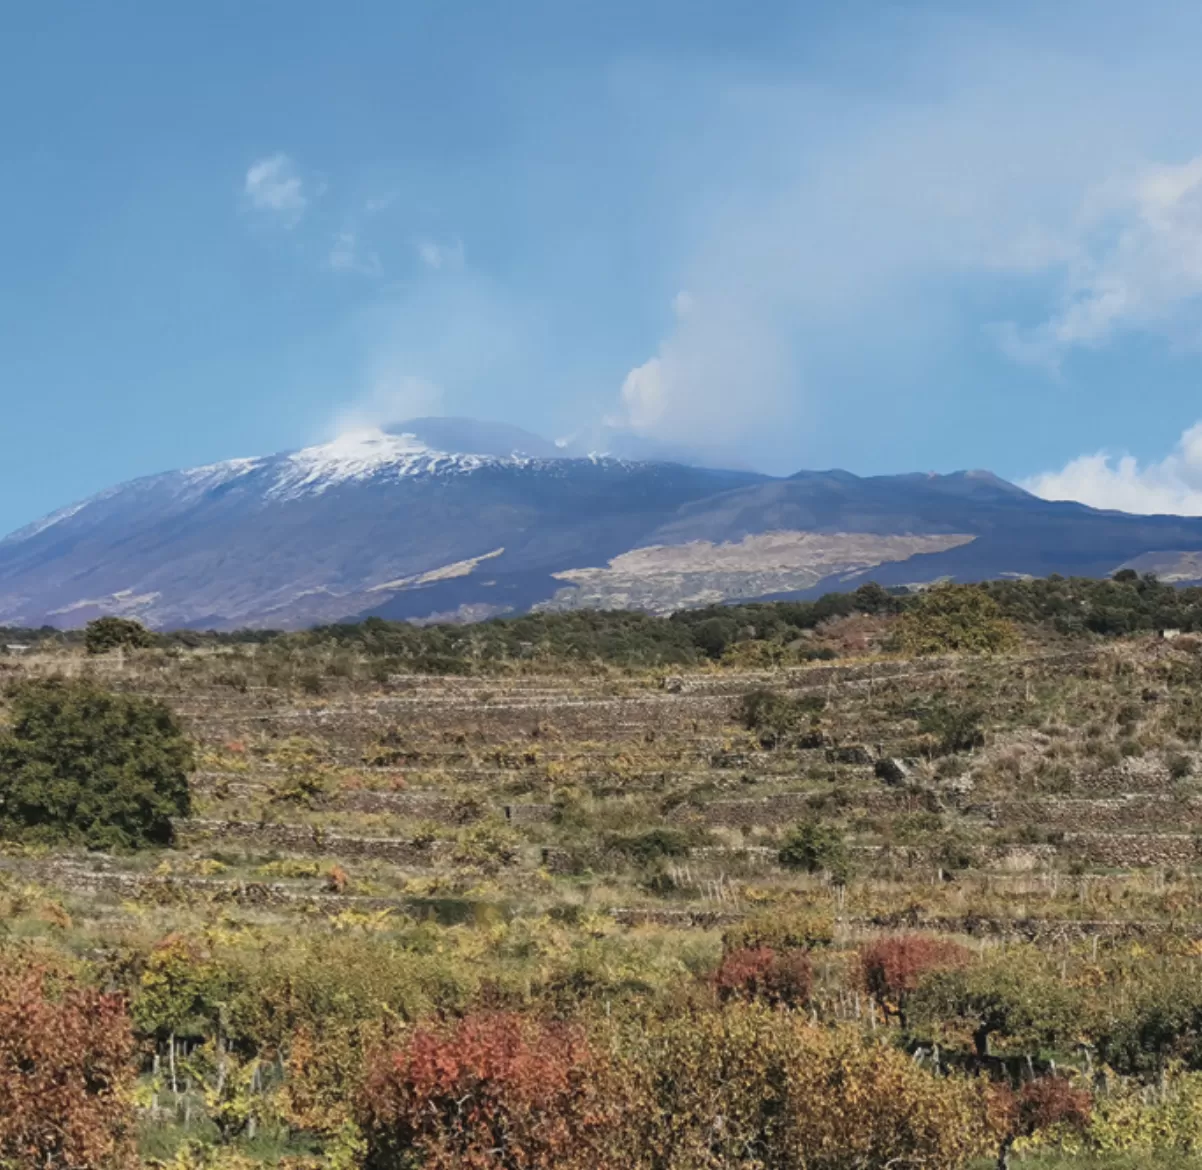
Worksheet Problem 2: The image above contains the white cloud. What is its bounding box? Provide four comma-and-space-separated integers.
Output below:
591, 12, 1202, 458
609, 287, 789, 450
415, 236, 464, 271
244, 154, 307, 225
333, 373, 444, 434
328, 230, 381, 276
616, 356, 667, 432
1024, 421, 1202, 515
1002, 156, 1202, 364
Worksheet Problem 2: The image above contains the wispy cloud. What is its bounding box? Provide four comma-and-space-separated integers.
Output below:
594, 14, 1202, 459
328, 230, 381, 276
1000, 156, 1202, 367
415, 236, 464, 271
332, 373, 444, 435
244, 154, 307, 226
1024, 421, 1202, 515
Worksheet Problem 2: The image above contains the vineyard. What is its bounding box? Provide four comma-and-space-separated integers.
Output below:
8, 586, 1202, 1167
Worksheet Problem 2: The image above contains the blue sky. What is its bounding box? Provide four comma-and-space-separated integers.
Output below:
8, 0, 1202, 535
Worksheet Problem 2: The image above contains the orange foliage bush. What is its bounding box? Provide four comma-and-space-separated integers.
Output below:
617, 1005, 987, 1169
0, 964, 137, 1169
714, 946, 812, 1008
358, 1012, 618, 1170
859, 934, 971, 1022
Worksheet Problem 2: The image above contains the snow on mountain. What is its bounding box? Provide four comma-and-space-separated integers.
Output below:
11, 415, 1202, 633
1, 424, 549, 550
264, 429, 532, 500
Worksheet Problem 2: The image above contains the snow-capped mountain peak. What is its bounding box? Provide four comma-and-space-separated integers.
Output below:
265, 428, 531, 500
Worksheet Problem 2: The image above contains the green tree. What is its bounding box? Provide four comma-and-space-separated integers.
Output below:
778, 820, 851, 883
909, 953, 1081, 1059
918, 702, 986, 755
0, 677, 193, 849
83, 616, 157, 655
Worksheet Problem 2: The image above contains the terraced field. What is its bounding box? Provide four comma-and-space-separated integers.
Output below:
11, 638, 1202, 942
12, 616, 1202, 1169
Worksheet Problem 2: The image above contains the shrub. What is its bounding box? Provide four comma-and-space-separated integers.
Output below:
778, 819, 851, 882
606, 827, 693, 865
131, 934, 233, 1044
858, 935, 971, 1027
452, 819, 522, 870
714, 946, 812, 1008
895, 584, 1020, 656
1094, 972, 1202, 1075
0, 677, 193, 849
0, 963, 138, 1169
616, 1005, 986, 1169
737, 688, 822, 747
358, 1013, 617, 1170
910, 953, 1081, 1058
723, 908, 835, 953
918, 702, 986, 755
83, 615, 156, 655
992, 1077, 1092, 1170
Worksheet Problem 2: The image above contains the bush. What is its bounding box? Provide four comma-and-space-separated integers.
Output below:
778, 820, 851, 882
606, 827, 693, 866
895, 584, 1020, 656
0, 678, 193, 849
0, 962, 138, 1169
83, 616, 156, 655
859, 934, 971, 1026
131, 934, 234, 1044
1094, 972, 1202, 1076
918, 702, 986, 755
738, 688, 823, 747
723, 908, 835, 952
358, 1013, 618, 1170
909, 952, 1081, 1059
714, 946, 812, 1008
992, 1077, 1092, 1169
616, 1005, 986, 1169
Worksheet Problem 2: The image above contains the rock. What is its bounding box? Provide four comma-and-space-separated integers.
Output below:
826, 744, 874, 766
874, 757, 913, 786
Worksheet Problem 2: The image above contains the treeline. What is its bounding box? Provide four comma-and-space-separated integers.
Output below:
13, 572, 1202, 670
213, 574, 1202, 669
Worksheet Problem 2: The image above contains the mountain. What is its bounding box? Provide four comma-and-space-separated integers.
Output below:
6, 420, 1202, 630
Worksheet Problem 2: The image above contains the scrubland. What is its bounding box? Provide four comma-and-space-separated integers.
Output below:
7, 579, 1202, 1168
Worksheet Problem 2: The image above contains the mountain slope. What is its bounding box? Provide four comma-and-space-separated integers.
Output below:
6, 420, 1202, 630
0, 426, 765, 628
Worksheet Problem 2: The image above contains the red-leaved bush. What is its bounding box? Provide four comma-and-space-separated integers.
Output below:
714, 946, 813, 1008
0, 964, 137, 1169
358, 1012, 619, 1170
859, 934, 971, 1023
991, 1076, 1092, 1168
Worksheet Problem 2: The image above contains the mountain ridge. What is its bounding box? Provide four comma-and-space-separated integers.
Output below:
6, 418, 1202, 630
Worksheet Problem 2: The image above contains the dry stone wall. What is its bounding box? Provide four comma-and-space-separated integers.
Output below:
174, 819, 446, 864
1062, 832, 1201, 867
990, 795, 1202, 832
